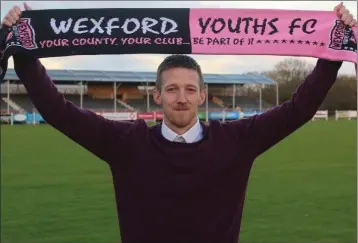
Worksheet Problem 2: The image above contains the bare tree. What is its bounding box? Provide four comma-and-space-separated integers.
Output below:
266, 58, 315, 84
244, 58, 356, 110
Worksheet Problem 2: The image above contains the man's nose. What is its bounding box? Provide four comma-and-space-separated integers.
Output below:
177, 90, 187, 103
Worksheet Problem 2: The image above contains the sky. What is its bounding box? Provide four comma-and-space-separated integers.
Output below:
1, 1, 357, 76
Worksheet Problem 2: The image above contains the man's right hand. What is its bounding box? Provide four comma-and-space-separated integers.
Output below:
1, 2, 31, 28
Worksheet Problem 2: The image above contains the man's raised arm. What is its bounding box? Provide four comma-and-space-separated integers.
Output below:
13, 54, 134, 163
240, 59, 342, 158
232, 4, 356, 159
1, 3, 135, 163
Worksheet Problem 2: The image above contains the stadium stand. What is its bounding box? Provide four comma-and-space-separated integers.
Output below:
81, 95, 116, 111
1, 96, 9, 113
2, 68, 277, 114
10, 94, 35, 112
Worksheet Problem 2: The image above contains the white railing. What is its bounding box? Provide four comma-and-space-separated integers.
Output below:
312, 110, 328, 121
335, 110, 357, 120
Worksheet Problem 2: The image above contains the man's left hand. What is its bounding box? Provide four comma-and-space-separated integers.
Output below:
334, 2, 357, 27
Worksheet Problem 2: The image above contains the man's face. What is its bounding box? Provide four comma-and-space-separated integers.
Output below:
153, 67, 206, 128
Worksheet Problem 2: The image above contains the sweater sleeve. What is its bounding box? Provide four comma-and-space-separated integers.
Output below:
238, 59, 342, 158
13, 54, 134, 163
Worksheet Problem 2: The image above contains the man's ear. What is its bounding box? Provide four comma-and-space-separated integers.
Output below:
198, 88, 206, 106
152, 88, 162, 105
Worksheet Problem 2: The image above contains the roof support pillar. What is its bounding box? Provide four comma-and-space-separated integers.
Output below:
232, 84, 235, 111
80, 81, 83, 109
114, 81, 117, 112
205, 84, 209, 123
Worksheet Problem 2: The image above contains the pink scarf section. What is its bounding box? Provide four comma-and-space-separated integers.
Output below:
189, 9, 357, 73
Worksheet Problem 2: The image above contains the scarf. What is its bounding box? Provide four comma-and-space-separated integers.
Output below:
0, 8, 357, 81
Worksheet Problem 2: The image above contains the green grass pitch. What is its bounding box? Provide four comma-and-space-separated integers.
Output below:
1, 120, 356, 243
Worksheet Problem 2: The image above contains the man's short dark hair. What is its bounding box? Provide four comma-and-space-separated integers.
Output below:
156, 54, 204, 91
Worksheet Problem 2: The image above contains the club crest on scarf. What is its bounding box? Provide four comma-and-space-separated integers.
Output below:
329, 20, 357, 53
4, 18, 38, 50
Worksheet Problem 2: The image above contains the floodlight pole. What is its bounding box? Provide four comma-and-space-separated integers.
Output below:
276, 82, 279, 105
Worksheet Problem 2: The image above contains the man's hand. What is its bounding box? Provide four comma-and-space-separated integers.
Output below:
334, 2, 357, 27
1, 2, 31, 28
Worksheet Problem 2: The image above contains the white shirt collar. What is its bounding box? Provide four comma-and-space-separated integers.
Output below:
161, 118, 202, 143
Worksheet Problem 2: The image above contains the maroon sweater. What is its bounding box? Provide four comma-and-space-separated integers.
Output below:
14, 54, 341, 243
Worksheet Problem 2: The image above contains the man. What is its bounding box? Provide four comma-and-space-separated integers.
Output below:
1, 2, 356, 243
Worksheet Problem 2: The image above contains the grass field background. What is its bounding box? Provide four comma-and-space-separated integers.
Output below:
1, 120, 357, 243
